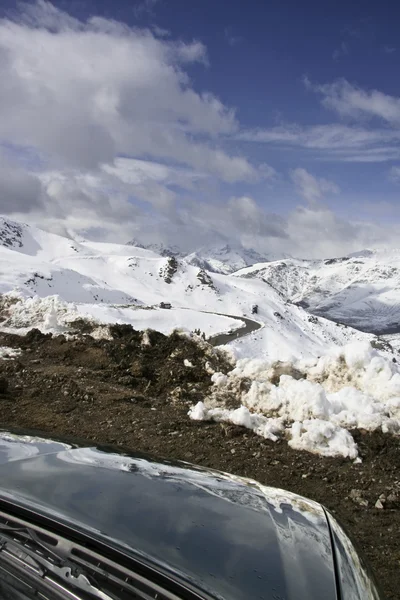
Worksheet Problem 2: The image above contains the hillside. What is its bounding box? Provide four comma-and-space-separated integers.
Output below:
127, 236, 281, 274
0, 217, 371, 360
235, 250, 400, 335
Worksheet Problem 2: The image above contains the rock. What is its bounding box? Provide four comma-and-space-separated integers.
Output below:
0, 378, 8, 393
386, 492, 399, 504
349, 489, 369, 507
130, 360, 144, 377
375, 499, 384, 509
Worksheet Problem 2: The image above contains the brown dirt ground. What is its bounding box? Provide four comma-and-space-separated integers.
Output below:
0, 326, 399, 599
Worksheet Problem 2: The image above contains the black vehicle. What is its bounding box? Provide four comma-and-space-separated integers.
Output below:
0, 430, 384, 600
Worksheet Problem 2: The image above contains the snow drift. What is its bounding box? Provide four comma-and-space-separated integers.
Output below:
189, 341, 400, 459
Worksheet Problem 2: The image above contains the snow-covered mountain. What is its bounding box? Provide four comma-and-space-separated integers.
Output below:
236, 250, 400, 334
126, 238, 182, 258
183, 244, 277, 274
0, 217, 371, 360
127, 238, 280, 274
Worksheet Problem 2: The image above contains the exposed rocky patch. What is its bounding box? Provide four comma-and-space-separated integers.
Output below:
159, 256, 179, 284
196, 269, 217, 291
0, 219, 24, 249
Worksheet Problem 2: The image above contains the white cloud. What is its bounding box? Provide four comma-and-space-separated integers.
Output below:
279, 205, 400, 259
332, 41, 349, 60
1, 3, 399, 261
305, 77, 400, 125
0, 167, 44, 214
237, 123, 400, 162
389, 166, 400, 182
102, 157, 205, 189
134, 0, 162, 17
0, 1, 262, 182
290, 168, 339, 203
224, 27, 242, 47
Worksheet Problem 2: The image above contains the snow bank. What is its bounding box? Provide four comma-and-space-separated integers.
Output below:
189, 341, 400, 458
75, 304, 242, 338
0, 347, 21, 360
0, 293, 244, 342
0, 294, 83, 333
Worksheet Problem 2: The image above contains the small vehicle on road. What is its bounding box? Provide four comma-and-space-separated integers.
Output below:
0, 429, 384, 599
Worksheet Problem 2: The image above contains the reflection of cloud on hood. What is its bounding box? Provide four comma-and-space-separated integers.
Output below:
57, 447, 324, 525
0, 432, 71, 465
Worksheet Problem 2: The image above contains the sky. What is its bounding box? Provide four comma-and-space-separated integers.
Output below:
1, 0, 400, 257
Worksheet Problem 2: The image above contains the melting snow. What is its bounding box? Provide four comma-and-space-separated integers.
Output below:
189, 342, 400, 458
0, 347, 21, 360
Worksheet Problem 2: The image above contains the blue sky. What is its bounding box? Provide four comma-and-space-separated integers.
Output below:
149, 0, 400, 216
1, 0, 400, 256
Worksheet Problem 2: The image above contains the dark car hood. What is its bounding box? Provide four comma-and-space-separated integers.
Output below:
0, 430, 337, 600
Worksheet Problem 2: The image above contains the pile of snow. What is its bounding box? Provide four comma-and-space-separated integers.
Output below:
0, 293, 84, 333
189, 342, 400, 459
75, 304, 243, 338
0, 347, 21, 360
0, 293, 244, 342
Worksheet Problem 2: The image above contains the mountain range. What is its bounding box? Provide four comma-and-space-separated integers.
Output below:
127, 238, 279, 274
0, 216, 376, 360
236, 252, 400, 335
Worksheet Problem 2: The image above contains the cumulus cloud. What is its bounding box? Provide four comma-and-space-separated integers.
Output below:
279, 205, 399, 259
1, 2, 399, 261
126, 200, 399, 260
0, 166, 44, 214
0, 0, 261, 181
290, 168, 339, 203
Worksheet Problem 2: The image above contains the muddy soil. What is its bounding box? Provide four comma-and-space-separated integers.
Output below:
0, 327, 399, 599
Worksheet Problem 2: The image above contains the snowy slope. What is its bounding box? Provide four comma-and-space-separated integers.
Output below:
183, 244, 276, 274
0, 217, 372, 360
126, 239, 182, 258
236, 250, 400, 334
127, 236, 280, 274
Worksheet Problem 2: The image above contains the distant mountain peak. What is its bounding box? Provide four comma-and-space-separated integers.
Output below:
127, 238, 182, 258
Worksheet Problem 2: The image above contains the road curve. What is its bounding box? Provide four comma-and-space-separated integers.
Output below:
207, 313, 263, 346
